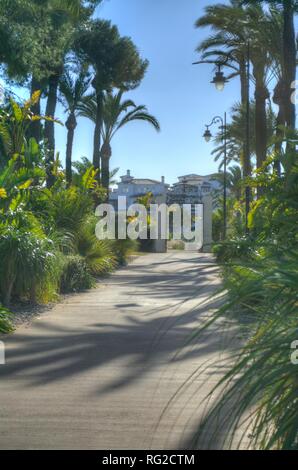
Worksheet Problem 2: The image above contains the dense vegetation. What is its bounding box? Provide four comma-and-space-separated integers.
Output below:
0, 0, 160, 333
195, 0, 298, 449
0, 0, 297, 451
0, 95, 139, 328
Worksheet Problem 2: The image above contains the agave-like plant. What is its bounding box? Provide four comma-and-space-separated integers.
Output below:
0, 93, 58, 161
194, 248, 298, 450
0, 219, 59, 305
77, 218, 117, 276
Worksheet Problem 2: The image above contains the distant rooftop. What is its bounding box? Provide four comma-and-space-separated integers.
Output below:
120, 170, 167, 185
131, 178, 161, 185
178, 174, 217, 181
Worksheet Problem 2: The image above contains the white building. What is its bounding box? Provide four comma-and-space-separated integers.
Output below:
110, 170, 169, 207
176, 174, 221, 193
110, 171, 221, 209
167, 174, 221, 206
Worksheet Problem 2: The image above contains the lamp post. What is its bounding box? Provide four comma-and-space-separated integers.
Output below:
211, 63, 229, 92
204, 113, 227, 240
209, 45, 251, 233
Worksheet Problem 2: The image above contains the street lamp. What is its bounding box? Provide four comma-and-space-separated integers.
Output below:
211, 44, 251, 233
203, 128, 212, 142
211, 64, 229, 92
204, 114, 227, 240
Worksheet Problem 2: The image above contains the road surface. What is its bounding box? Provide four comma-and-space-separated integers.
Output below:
0, 252, 236, 450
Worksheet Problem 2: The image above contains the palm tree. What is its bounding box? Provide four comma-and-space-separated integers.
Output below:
196, 2, 279, 171
247, 6, 273, 169
227, 165, 243, 201
282, 0, 296, 130
21, 1, 98, 185
211, 102, 256, 169
72, 156, 119, 186
212, 102, 276, 172
59, 70, 91, 184
195, 2, 252, 187
78, 90, 160, 193
42, 0, 83, 187
243, 0, 297, 130
214, 165, 243, 201
74, 19, 148, 175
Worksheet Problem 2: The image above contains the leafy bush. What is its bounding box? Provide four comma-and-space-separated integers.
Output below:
0, 224, 58, 305
169, 240, 185, 251
200, 157, 298, 450
77, 219, 117, 275
112, 238, 140, 265
213, 237, 258, 263
60, 256, 94, 293
41, 186, 94, 236
0, 96, 139, 312
196, 249, 298, 450
0, 305, 14, 334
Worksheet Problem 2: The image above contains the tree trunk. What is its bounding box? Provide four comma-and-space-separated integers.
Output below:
254, 81, 269, 170
45, 73, 60, 188
30, 284, 37, 304
4, 281, 13, 307
274, 109, 285, 176
239, 58, 248, 106
239, 59, 249, 172
4, 273, 16, 307
243, 48, 252, 230
29, 76, 42, 142
93, 89, 104, 180
283, 0, 296, 129
65, 112, 77, 185
101, 141, 112, 197
273, 80, 287, 175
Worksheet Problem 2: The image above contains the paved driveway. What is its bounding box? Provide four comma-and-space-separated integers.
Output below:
0, 252, 234, 450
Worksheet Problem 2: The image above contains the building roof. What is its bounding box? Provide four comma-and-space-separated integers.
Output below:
130, 178, 162, 185
178, 174, 218, 181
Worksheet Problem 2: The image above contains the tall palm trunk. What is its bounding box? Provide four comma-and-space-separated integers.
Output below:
93, 88, 104, 179
255, 79, 269, 198
274, 109, 285, 175
45, 73, 60, 187
283, 0, 296, 129
243, 50, 252, 223
239, 58, 248, 106
239, 59, 251, 179
29, 76, 42, 142
254, 80, 269, 169
273, 79, 286, 175
65, 112, 77, 185
101, 141, 112, 199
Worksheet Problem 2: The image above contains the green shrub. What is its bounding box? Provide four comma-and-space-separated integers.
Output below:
0, 305, 14, 334
60, 256, 94, 293
112, 239, 140, 265
77, 220, 117, 275
196, 156, 298, 450
169, 240, 185, 251
0, 224, 58, 305
196, 249, 298, 450
213, 237, 258, 263
40, 186, 94, 237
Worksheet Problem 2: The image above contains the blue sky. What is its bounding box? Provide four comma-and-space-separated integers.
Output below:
56, 0, 240, 184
